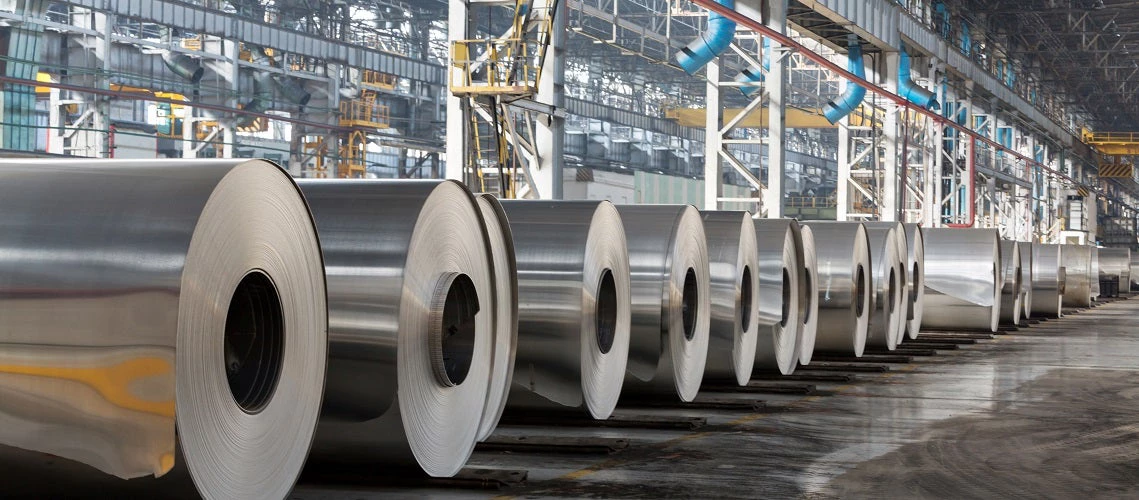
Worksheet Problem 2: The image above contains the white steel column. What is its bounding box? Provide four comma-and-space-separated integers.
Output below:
533, 0, 566, 199
444, 0, 469, 182
880, 51, 900, 222
763, 0, 788, 218
704, 60, 722, 210
836, 119, 851, 220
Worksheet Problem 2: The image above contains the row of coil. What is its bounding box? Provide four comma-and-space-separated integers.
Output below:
0, 159, 1126, 499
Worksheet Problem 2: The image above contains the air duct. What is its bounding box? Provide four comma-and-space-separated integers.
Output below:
823, 36, 866, 124
734, 37, 770, 97
273, 73, 312, 107
898, 46, 939, 111
676, 0, 736, 75
162, 52, 204, 84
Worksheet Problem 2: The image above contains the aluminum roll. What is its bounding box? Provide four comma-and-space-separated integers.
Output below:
302, 180, 493, 478
863, 222, 907, 351
801, 222, 871, 357
752, 219, 802, 375
922, 228, 1002, 332
1091, 246, 1101, 300
1019, 243, 1034, 320
998, 241, 1023, 326
798, 226, 820, 365
1061, 244, 1093, 307
902, 224, 926, 340
1098, 248, 1131, 294
1131, 252, 1139, 291
499, 200, 632, 419
618, 205, 710, 402
700, 211, 760, 386
1031, 243, 1065, 317
0, 159, 327, 499
474, 194, 519, 441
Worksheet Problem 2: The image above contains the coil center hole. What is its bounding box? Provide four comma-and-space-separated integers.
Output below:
432, 273, 479, 387
855, 264, 867, 318
802, 270, 814, 324
682, 268, 698, 341
740, 266, 753, 332
223, 270, 285, 415
911, 262, 920, 305
780, 268, 792, 328
888, 268, 898, 313
596, 269, 617, 355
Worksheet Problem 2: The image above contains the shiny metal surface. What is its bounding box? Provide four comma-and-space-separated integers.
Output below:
699, 211, 759, 386
999, 241, 1023, 326
798, 226, 819, 365
301, 179, 493, 478
902, 224, 925, 340
800, 222, 871, 357
1061, 245, 1093, 308
1019, 243, 1034, 319
499, 200, 632, 419
1031, 243, 1064, 317
1131, 252, 1139, 291
863, 223, 906, 351
1097, 248, 1131, 294
0, 159, 327, 499
922, 228, 1002, 332
474, 194, 519, 441
617, 205, 710, 402
752, 219, 801, 375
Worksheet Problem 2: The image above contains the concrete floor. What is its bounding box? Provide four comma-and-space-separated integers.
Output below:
5, 298, 1139, 498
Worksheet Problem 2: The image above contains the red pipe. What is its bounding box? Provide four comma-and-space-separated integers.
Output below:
947, 137, 976, 227
689, 0, 1091, 201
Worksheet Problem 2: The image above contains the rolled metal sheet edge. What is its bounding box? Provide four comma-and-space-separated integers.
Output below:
700, 210, 760, 387
302, 179, 493, 478
903, 223, 926, 340
0, 159, 328, 499
999, 241, 1023, 326
800, 221, 871, 357
499, 200, 632, 420
752, 219, 801, 375
617, 205, 711, 402
798, 226, 820, 365
473, 194, 520, 442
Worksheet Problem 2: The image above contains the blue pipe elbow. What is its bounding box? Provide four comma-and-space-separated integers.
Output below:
823, 38, 866, 124
898, 48, 940, 111
734, 37, 770, 97
676, 0, 736, 75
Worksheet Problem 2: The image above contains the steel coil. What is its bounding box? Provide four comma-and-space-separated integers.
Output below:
902, 224, 926, 340
752, 219, 802, 375
474, 194, 519, 441
798, 226, 820, 365
863, 222, 907, 351
1131, 252, 1139, 291
801, 222, 871, 357
499, 200, 632, 419
999, 241, 1023, 326
1018, 243, 1034, 320
1098, 248, 1131, 294
1061, 244, 1093, 307
0, 159, 327, 499
700, 211, 759, 386
1031, 243, 1064, 317
617, 205, 710, 402
922, 228, 1002, 332
302, 180, 493, 478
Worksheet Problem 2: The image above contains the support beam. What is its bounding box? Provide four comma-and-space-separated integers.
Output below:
763, 0, 788, 219
444, 0, 468, 183
704, 60, 722, 211
533, 0, 566, 200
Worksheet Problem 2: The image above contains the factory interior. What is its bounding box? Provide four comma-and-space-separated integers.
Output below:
1, 0, 1139, 498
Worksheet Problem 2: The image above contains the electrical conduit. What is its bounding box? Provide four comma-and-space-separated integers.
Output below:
676, 0, 736, 75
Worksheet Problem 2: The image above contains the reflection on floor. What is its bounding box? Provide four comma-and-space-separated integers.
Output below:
5, 299, 1139, 499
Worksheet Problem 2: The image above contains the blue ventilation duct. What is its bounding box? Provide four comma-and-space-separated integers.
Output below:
676, 0, 736, 75
734, 37, 770, 97
898, 47, 940, 111
822, 37, 866, 124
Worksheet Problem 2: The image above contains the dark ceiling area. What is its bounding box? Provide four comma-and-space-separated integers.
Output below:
959, 0, 1139, 131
